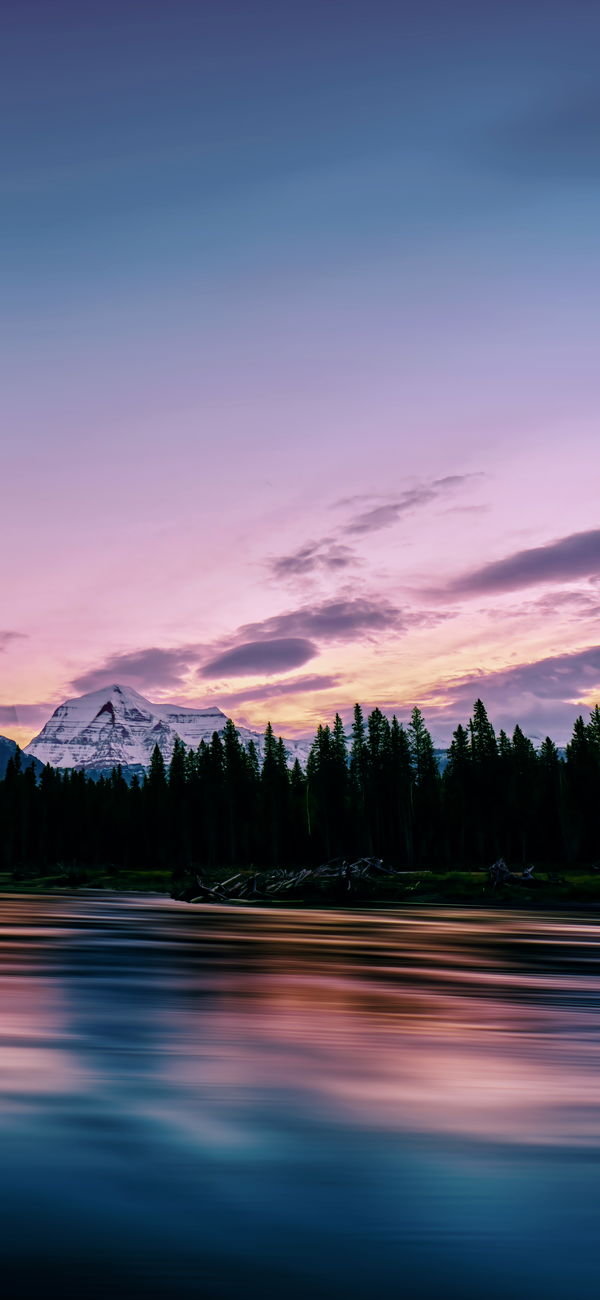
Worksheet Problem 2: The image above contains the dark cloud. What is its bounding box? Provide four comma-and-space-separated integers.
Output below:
448, 646, 600, 705
216, 674, 342, 708
200, 638, 317, 679
448, 529, 600, 598
343, 475, 477, 537
71, 647, 198, 694
237, 596, 440, 643
66, 594, 441, 703
420, 646, 600, 745
270, 539, 357, 580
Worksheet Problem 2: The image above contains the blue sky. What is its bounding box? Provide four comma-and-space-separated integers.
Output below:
2, 0, 600, 744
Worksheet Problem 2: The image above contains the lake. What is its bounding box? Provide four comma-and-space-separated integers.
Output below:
1, 894, 599, 1298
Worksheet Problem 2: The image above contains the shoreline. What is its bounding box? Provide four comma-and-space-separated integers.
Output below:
2, 867, 600, 912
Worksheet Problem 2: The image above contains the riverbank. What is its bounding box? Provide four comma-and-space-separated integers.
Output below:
171, 861, 600, 909
0, 868, 172, 893
3, 866, 600, 908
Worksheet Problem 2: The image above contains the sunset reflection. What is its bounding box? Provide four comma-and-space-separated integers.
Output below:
1, 896, 600, 1298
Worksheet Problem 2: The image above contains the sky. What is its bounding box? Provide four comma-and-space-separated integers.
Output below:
2, 0, 600, 747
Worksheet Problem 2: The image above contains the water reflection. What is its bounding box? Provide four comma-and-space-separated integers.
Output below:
1, 895, 599, 1298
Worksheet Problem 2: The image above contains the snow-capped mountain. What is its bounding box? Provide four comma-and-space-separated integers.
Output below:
24, 684, 311, 772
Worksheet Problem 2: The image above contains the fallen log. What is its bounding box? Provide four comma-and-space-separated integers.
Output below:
489, 858, 536, 888
185, 857, 394, 903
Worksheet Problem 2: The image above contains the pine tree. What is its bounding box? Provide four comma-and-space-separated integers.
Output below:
538, 736, 565, 864
146, 744, 168, 867
306, 724, 330, 858
366, 708, 390, 854
288, 758, 308, 864
330, 714, 350, 856
148, 744, 167, 790
566, 715, 597, 862
244, 739, 261, 864
350, 704, 369, 853
408, 708, 439, 864
444, 723, 471, 864
261, 723, 288, 865
408, 708, 437, 784
389, 716, 413, 865
222, 718, 245, 863
468, 700, 499, 862
469, 699, 498, 764
168, 738, 188, 874
510, 725, 537, 864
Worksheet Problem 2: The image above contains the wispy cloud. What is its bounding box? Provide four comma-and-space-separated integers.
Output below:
269, 538, 357, 580
216, 673, 342, 709
0, 701, 52, 731
268, 476, 483, 586
520, 590, 600, 620
446, 529, 600, 598
341, 475, 478, 537
0, 631, 26, 652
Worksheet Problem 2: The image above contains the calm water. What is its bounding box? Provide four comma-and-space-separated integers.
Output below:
1, 895, 600, 1298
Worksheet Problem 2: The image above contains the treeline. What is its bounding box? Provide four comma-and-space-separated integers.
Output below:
1, 701, 600, 875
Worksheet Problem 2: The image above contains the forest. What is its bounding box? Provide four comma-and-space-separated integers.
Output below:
1, 699, 599, 876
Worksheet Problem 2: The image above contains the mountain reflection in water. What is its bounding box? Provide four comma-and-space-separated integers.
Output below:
1, 895, 599, 1299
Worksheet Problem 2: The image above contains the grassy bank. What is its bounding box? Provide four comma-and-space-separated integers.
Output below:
0, 868, 172, 893
173, 865, 600, 908
2, 866, 600, 908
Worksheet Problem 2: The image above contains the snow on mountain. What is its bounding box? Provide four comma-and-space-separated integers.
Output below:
23, 683, 311, 772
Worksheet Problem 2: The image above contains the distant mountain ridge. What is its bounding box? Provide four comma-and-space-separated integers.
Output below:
0, 735, 44, 780
23, 683, 311, 773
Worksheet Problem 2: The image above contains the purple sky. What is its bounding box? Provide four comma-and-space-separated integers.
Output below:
2, 1, 600, 747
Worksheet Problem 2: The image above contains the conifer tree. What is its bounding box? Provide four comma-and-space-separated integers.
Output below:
566, 715, 597, 861
288, 758, 309, 863
389, 716, 414, 865
408, 708, 439, 864
350, 704, 370, 853
444, 723, 471, 864
223, 718, 245, 863
168, 738, 188, 873
146, 744, 168, 867
468, 700, 499, 861
366, 708, 390, 853
307, 723, 333, 859
330, 713, 350, 855
510, 724, 538, 863
538, 736, 565, 864
261, 723, 288, 865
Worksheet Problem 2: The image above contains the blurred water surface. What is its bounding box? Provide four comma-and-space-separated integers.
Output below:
1, 894, 600, 1298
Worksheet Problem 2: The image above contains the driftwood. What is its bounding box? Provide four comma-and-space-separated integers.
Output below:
489, 858, 535, 888
177, 857, 542, 905
187, 857, 396, 904
190, 875, 228, 903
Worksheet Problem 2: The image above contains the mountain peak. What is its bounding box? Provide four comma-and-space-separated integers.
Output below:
24, 683, 310, 771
